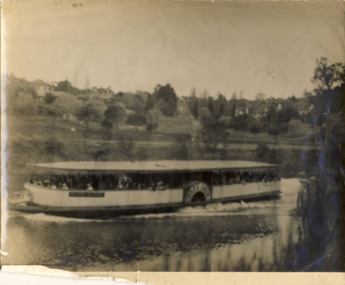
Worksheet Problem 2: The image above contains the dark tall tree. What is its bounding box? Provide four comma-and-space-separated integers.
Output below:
306, 57, 345, 144
153, 84, 178, 116
44, 92, 57, 104
278, 103, 300, 123
214, 93, 227, 119
187, 92, 199, 119
103, 104, 127, 129
249, 120, 263, 136
229, 92, 237, 118
145, 93, 155, 113
126, 113, 147, 131
198, 115, 229, 151
295, 57, 345, 270
266, 105, 279, 125
170, 133, 192, 160
207, 97, 214, 116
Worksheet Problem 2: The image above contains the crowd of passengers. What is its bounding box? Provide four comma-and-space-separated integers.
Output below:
29, 170, 279, 191
213, 170, 279, 186
29, 174, 167, 191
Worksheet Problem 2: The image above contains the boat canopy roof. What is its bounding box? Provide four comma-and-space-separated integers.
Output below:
28, 160, 277, 173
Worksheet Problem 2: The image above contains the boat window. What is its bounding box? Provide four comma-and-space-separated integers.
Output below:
28, 166, 280, 191
170, 172, 185, 188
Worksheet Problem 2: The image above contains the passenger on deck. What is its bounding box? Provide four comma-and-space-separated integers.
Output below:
62, 183, 69, 190
221, 175, 226, 185
235, 172, 241, 184
86, 183, 94, 191
149, 181, 156, 191
157, 181, 164, 190
118, 175, 130, 190
117, 182, 122, 190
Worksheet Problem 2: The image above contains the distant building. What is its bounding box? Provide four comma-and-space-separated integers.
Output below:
92, 87, 114, 100
252, 103, 268, 119
294, 98, 312, 115
33, 80, 54, 98
234, 100, 249, 117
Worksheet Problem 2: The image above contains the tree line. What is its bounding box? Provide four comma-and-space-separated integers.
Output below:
6, 57, 343, 149
6, 76, 179, 130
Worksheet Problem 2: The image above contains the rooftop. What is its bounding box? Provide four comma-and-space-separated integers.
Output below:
29, 160, 277, 172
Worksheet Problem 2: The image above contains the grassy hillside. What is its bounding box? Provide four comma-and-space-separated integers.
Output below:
5, 114, 317, 195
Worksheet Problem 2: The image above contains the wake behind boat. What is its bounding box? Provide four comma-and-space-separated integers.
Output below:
10, 160, 281, 217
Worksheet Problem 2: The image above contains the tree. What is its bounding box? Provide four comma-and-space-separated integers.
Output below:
187, 92, 199, 119
218, 115, 231, 128
288, 119, 303, 136
230, 114, 250, 131
306, 57, 345, 144
198, 107, 212, 122
52, 91, 82, 120
6, 75, 39, 116
100, 120, 113, 130
170, 133, 192, 160
154, 84, 178, 116
103, 104, 127, 129
54, 79, 78, 94
191, 99, 199, 119
289, 95, 297, 103
295, 58, 345, 270
229, 92, 237, 118
126, 113, 147, 131
116, 134, 136, 161
255, 143, 280, 163
266, 105, 279, 125
207, 97, 214, 116
44, 92, 57, 104
10, 91, 38, 116
198, 117, 229, 151
76, 97, 106, 128
268, 123, 285, 143
146, 107, 161, 131
210, 93, 227, 119
123, 93, 145, 113
44, 138, 66, 158
144, 93, 155, 113
249, 120, 263, 136
255, 92, 266, 101
278, 103, 300, 123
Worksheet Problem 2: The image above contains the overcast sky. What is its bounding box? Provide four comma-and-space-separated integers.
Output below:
2, 0, 345, 99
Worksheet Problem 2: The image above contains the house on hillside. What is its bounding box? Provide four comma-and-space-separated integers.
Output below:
295, 98, 312, 115
234, 100, 249, 117
92, 87, 114, 100
252, 103, 268, 119
33, 80, 55, 98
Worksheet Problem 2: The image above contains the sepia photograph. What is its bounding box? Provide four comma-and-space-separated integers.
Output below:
1, 0, 344, 273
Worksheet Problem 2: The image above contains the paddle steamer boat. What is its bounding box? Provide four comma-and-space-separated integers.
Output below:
11, 160, 281, 217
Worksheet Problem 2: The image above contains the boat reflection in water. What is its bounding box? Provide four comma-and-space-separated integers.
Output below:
4, 179, 301, 271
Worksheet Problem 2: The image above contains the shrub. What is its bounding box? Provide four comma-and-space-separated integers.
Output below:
170, 133, 192, 159
255, 143, 280, 164
44, 138, 65, 157
126, 113, 147, 128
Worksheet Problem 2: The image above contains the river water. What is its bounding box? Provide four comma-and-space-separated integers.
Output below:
2, 179, 302, 271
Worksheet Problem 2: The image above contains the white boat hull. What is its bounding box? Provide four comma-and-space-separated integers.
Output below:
21, 181, 280, 210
